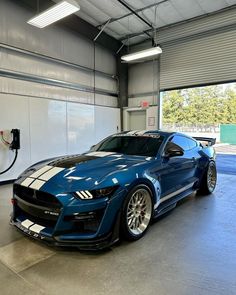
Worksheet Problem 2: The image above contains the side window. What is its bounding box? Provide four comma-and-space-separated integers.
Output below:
171, 135, 189, 151
186, 138, 197, 150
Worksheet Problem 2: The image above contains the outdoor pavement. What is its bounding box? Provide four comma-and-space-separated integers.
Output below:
216, 154, 236, 175
214, 144, 236, 155
214, 144, 236, 175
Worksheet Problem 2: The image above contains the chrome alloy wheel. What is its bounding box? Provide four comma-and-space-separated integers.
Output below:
207, 163, 217, 192
126, 188, 152, 236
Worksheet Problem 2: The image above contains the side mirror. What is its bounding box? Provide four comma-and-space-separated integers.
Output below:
90, 144, 95, 151
164, 142, 184, 158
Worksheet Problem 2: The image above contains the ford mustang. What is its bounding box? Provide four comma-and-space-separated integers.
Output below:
11, 130, 217, 250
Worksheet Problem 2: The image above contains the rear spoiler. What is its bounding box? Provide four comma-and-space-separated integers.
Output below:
193, 137, 216, 146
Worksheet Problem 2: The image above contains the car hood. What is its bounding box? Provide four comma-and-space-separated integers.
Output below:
18, 151, 154, 194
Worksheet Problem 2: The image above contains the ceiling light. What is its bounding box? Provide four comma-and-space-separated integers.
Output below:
121, 46, 162, 62
27, 0, 80, 29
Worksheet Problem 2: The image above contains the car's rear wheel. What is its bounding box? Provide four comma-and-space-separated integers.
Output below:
121, 185, 153, 241
198, 161, 217, 195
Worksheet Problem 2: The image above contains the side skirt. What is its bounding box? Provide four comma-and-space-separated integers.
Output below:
153, 188, 196, 219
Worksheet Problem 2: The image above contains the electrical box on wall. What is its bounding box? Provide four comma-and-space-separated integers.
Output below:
146, 106, 158, 131
0, 129, 20, 150
10, 129, 20, 150
0, 129, 20, 176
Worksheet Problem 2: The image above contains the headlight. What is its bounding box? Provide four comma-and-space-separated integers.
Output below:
75, 190, 93, 200
75, 186, 118, 200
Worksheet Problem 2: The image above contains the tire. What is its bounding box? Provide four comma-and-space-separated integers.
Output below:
198, 161, 217, 195
120, 184, 153, 241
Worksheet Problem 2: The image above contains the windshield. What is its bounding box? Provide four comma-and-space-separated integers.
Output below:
94, 135, 164, 157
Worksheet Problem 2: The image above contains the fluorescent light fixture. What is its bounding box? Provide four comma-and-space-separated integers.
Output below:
121, 46, 162, 62
27, 0, 80, 28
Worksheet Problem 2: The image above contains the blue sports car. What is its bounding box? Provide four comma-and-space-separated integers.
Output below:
11, 130, 217, 250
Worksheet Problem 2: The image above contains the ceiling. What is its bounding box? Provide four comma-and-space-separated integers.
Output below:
52, 0, 236, 45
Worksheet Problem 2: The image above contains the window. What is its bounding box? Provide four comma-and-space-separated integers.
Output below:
187, 138, 197, 150
171, 135, 197, 151
171, 135, 189, 151
95, 135, 164, 157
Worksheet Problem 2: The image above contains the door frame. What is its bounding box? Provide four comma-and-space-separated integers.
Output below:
123, 106, 158, 131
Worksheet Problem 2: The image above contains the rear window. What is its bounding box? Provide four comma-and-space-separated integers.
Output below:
171, 135, 197, 151
95, 135, 164, 157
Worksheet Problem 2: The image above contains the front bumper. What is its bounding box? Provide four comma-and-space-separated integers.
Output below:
10, 212, 121, 250
11, 185, 125, 250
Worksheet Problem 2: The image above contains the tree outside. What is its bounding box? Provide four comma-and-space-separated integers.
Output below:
162, 83, 236, 143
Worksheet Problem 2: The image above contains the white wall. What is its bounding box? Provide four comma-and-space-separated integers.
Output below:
0, 94, 120, 181
0, 0, 120, 181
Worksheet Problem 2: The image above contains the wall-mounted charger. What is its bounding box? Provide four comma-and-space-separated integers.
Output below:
10, 129, 20, 150
0, 128, 20, 175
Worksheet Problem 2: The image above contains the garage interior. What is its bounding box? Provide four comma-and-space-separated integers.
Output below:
0, 0, 236, 294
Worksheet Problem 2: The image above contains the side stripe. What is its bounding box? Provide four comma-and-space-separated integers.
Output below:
154, 182, 195, 210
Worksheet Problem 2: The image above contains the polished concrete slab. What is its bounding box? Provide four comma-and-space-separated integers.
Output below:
0, 185, 22, 247
0, 238, 55, 273
0, 166, 236, 294
0, 261, 44, 295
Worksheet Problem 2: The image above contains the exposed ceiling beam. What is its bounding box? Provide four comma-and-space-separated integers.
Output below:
120, 4, 236, 43
98, 0, 168, 29
116, 0, 154, 38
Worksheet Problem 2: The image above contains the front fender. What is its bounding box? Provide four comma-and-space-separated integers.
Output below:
122, 177, 161, 210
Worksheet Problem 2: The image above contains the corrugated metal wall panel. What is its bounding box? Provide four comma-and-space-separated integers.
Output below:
0, 77, 118, 107
0, 0, 118, 104
160, 28, 236, 90
159, 8, 236, 43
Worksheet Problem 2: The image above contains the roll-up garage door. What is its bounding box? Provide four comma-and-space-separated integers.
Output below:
160, 28, 236, 90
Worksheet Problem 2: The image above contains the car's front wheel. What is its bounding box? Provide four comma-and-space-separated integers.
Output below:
121, 184, 153, 241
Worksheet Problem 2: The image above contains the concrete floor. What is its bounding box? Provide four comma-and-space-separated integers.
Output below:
0, 155, 236, 295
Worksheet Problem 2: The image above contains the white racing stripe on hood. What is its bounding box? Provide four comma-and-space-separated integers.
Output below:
30, 165, 53, 178
86, 151, 115, 157
38, 167, 65, 181
21, 165, 65, 189
21, 177, 35, 187
29, 179, 46, 190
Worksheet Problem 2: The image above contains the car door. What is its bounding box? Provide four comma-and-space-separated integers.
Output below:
159, 135, 198, 197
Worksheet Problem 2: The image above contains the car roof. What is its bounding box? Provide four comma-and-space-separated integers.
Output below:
117, 130, 175, 137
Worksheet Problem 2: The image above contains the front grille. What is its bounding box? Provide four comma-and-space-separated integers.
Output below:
14, 184, 62, 209
17, 209, 58, 228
